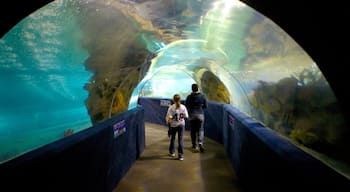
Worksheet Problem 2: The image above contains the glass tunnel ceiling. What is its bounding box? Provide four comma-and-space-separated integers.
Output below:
0, 0, 345, 165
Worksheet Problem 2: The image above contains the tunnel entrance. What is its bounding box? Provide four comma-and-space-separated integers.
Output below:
1, 0, 349, 178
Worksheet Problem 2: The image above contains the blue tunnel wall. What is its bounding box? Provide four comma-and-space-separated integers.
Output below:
138, 97, 350, 191
0, 107, 145, 192
222, 104, 350, 191
0, 97, 350, 191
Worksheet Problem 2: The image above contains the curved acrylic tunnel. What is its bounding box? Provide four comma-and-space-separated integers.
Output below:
1, 0, 349, 176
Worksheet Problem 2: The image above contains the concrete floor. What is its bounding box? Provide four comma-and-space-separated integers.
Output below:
113, 123, 243, 192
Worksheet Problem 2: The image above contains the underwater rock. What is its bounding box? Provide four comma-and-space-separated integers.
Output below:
78, 1, 154, 124
200, 70, 230, 104
77, 0, 212, 124
249, 70, 349, 164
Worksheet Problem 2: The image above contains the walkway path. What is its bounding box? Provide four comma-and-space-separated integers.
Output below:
113, 123, 243, 192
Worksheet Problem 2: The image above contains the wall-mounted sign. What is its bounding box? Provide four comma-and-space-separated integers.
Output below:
160, 99, 172, 107
228, 114, 235, 126
113, 120, 126, 138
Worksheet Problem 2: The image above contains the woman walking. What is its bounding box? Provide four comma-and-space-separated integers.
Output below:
165, 94, 189, 161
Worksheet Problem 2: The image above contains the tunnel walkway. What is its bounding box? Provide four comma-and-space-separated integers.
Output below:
113, 123, 243, 192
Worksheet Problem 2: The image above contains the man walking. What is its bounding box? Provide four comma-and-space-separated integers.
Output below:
185, 83, 207, 153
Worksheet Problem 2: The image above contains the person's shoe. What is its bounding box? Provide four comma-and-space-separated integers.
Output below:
178, 155, 184, 161
169, 153, 175, 157
199, 144, 205, 153
192, 144, 197, 151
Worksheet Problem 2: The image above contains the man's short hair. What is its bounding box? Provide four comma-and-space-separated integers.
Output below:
192, 83, 199, 92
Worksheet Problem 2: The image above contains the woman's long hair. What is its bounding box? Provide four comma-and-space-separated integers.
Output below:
173, 94, 181, 108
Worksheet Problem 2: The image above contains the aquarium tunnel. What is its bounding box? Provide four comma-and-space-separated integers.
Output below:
1, 0, 350, 191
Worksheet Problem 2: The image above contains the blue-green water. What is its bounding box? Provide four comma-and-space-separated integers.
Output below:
0, 2, 92, 162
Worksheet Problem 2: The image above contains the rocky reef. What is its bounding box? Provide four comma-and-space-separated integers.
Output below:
78, 1, 157, 124
249, 68, 350, 164
77, 0, 209, 124
201, 70, 230, 104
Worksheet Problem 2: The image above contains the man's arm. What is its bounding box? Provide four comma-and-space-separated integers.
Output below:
202, 94, 208, 109
185, 95, 191, 109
